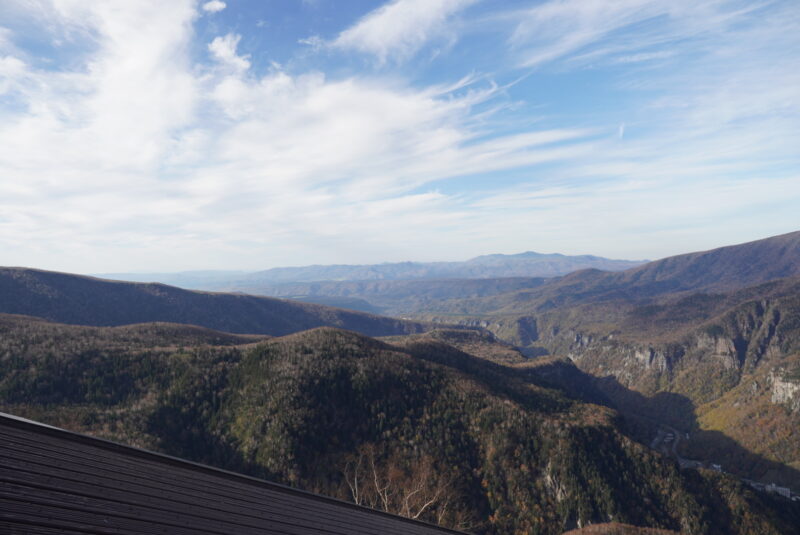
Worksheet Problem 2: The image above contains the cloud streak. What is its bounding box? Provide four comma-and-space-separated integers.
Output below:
0, 0, 599, 271
509, 0, 771, 68
0, 0, 797, 272
332, 0, 477, 63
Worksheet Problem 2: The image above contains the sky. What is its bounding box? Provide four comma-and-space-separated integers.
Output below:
0, 0, 798, 273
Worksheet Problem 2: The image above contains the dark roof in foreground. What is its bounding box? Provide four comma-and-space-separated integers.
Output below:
0, 412, 466, 534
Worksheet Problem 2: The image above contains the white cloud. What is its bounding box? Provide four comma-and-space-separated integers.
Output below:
467, 172, 800, 262
202, 1, 226, 14
0, 1, 198, 171
208, 33, 251, 72
0, 0, 797, 272
332, 0, 476, 63
0, 1, 201, 269
0, 0, 599, 271
0, 54, 26, 95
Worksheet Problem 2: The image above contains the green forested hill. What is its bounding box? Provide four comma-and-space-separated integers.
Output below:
1, 317, 797, 534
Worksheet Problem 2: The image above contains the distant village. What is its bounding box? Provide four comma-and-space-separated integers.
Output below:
653, 427, 800, 503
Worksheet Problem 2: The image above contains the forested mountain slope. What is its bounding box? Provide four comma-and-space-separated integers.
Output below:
615, 230, 800, 294
412, 280, 800, 487
405, 233, 800, 490
1, 318, 797, 534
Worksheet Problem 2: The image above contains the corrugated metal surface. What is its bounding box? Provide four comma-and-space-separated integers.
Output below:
0, 413, 465, 534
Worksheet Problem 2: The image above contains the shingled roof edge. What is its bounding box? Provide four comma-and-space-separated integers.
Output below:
0, 411, 468, 534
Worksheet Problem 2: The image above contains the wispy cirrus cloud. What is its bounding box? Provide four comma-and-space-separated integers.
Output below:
0, 0, 797, 272
331, 0, 478, 63
0, 0, 598, 271
509, 0, 770, 68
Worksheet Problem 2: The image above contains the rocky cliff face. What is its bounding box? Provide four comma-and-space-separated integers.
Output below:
423, 282, 800, 422
420, 303, 796, 433
769, 370, 800, 412
514, 297, 796, 404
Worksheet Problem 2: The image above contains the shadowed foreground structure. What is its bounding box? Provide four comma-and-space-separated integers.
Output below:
0, 413, 465, 535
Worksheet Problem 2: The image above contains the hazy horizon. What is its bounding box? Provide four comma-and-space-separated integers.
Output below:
1, 0, 798, 273
93, 249, 649, 277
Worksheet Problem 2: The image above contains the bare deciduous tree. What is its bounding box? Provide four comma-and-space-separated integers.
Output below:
342, 443, 474, 530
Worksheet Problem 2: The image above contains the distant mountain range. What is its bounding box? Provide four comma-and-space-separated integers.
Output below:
209, 231, 800, 316
98, 250, 646, 289
410, 231, 800, 316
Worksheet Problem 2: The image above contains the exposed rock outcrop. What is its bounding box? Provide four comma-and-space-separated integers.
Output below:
769, 370, 800, 412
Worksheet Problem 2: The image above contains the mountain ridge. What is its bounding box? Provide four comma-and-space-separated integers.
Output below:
0, 267, 433, 338
153, 231, 800, 317
401, 231, 800, 318
97, 250, 645, 288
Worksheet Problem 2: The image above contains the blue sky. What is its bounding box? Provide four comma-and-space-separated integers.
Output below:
0, 0, 798, 272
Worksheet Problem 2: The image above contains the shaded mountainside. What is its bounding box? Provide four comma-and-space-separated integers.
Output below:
1, 318, 797, 534
404, 234, 800, 383
0, 313, 270, 349
515, 350, 800, 491
527, 277, 800, 408
0, 267, 432, 337
416, 277, 800, 488
485, 275, 800, 367
686, 353, 800, 486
